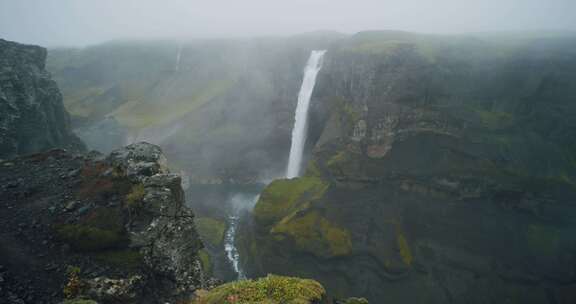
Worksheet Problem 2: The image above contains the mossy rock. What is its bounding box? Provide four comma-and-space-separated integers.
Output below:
271, 210, 352, 258
527, 225, 560, 256
198, 249, 213, 276
195, 217, 226, 247
125, 183, 145, 207
193, 274, 326, 304
304, 160, 322, 178
55, 224, 128, 252
254, 177, 329, 227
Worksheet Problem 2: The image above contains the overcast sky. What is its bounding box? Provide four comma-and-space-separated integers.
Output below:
1, 0, 575, 47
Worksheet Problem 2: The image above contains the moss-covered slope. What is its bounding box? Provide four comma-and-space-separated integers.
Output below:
193, 275, 326, 304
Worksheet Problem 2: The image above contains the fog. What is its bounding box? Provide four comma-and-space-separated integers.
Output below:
1, 0, 575, 47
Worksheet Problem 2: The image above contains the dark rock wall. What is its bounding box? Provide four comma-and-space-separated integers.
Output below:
242, 32, 576, 303
0, 39, 84, 159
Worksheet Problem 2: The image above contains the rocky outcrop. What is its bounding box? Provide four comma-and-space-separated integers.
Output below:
0, 142, 204, 303
241, 32, 576, 303
105, 142, 205, 296
0, 39, 84, 159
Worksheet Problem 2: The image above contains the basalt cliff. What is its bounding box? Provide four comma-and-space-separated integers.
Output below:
0, 39, 84, 159
240, 31, 576, 304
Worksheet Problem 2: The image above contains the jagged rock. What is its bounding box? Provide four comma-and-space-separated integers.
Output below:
109, 143, 204, 293
84, 275, 144, 302
0, 39, 85, 158
107, 142, 168, 181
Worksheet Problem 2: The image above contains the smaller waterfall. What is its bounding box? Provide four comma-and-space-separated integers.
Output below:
175, 44, 182, 72
223, 193, 259, 280
286, 50, 326, 178
224, 215, 245, 279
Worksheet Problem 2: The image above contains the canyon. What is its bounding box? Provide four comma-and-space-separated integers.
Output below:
1, 30, 576, 303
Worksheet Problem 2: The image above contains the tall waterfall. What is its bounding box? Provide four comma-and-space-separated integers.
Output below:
286, 50, 326, 178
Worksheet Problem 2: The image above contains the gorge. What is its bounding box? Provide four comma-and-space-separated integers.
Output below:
1, 29, 576, 304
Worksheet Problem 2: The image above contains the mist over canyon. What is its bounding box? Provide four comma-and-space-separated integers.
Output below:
1, 20, 576, 304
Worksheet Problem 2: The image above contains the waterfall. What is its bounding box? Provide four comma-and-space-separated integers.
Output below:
224, 193, 259, 280
175, 44, 182, 72
224, 214, 245, 279
286, 50, 326, 178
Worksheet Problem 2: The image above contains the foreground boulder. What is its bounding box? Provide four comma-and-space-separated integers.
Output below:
193, 274, 326, 304
0, 39, 84, 159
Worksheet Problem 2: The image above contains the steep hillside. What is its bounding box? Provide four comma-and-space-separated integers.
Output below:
0, 39, 84, 159
241, 31, 576, 303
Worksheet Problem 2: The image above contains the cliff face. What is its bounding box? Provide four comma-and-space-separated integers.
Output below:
0, 142, 204, 303
0, 39, 84, 159
242, 32, 576, 303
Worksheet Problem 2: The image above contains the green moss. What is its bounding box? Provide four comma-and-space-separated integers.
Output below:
327, 151, 349, 168
113, 79, 234, 129
254, 177, 329, 226
272, 211, 352, 258
55, 224, 127, 252
331, 96, 360, 127
325, 150, 359, 177
527, 225, 560, 256
195, 217, 226, 247
303, 160, 321, 177
125, 183, 145, 207
193, 274, 325, 304
319, 216, 353, 257
396, 232, 413, 266
198, 249, 213, 276
92, 249, 143, 270
475, 109, 513, 129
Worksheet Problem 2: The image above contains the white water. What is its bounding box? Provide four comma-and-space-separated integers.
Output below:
223, 193, 259, 280
224, 214, 245, 279
286, 50, 326, 178
175, 44, 182, 72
